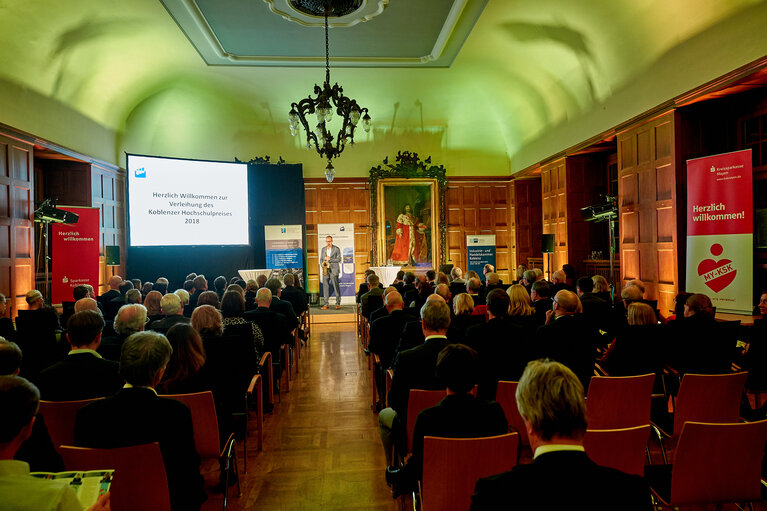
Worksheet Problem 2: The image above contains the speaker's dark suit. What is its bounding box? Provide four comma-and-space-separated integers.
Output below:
534, 314, 597, 390
388, 336, 450, 418
466, 317, 532, 400
74, 387, 206, 511
470, 450, 652, 511
36, 351, 123, 401
400, 394, 508, 487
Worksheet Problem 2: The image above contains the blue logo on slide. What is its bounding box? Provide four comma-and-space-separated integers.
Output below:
134, 167, 146, 178
339, 226, 345, 231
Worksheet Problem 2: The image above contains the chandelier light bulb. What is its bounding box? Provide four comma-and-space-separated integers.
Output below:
324, 161, 335, 183
362, 113, 372, 133
350, 108, 361, 125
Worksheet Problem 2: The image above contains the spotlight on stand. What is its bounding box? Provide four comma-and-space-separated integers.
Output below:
580, 195, 617, 222
34, 199, 79, 224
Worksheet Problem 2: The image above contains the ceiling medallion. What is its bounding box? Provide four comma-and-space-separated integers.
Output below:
288, 2, 371, 182
263, 0, 389, 27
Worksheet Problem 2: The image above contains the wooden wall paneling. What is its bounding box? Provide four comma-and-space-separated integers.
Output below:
512, 178, 542, 270
444, 179, 513, 283
0, 133, 34, 316
564, 154, 607, 277
541, 159, 566, 278
617, 111, 678, 316
304, 179, 370, 294
91, 164, 125, 294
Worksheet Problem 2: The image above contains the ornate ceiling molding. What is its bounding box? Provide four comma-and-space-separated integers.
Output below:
263, 0, 389, 28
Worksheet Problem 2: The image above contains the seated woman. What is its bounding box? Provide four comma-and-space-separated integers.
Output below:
506, 284, 538, 334
449, 293, 483, 344
143, 290, 164, 323
159, 323, 208, 395
599, 302, 665, 377
220, 290, 264, 363
668, 293, 732, 375
196, 290, 221, 310
665, 291, 693, 323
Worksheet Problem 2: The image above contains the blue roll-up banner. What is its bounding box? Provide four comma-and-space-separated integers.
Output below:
264, 225, 304, 287
318, 223, 356, 304
466, 235, 496, 277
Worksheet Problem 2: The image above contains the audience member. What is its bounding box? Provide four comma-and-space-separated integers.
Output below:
183, 279, 195, 294
189, 275, 207, 307
369, 291, 407, 370
0, 375, 110, 511
243, 288, 287, 377
530, 280, 553, 325
74, 297, 100, 313
125, 288, 142, 305
534, 290, 596, 390
600, 302, 666, 377
174, 288, 190, 316
485, 272, 502, 291
668, 293, 731, 375
385, 344, 507, 492
378, 299, 451, 466
149, 293, 191, 334
0, 293, 15, 341
356, 269, 376, 303
470, 359, 651, 510
667, 291, 693, 322
196, 290, 220, 309
514, 264, 527, 284
436, 272, 450, 287
100, 304, 147, 361
154, 277, 169, 295
425, 269, 437, 286
213, 276, 228, 301
506, 283, 538, 333
482, 264, 495, 281
99, 275, 121, 303
140, 281, 153, 297
144, 290, 164, 322
221, 290, 264, 360
280, 273, 308, 316
551, 269, 572, 294
576, 276, 610, 335
15, 290, 62, 379
467, 289, 530, 399
466, 277, 484, 307
361, 274, 385, 318
532, 268, 544, 281
591, 275, 612, 303
562, 263, 576, 288
36, 311, 122, 401
244, 280, 258, 310
450, 293, 483, 342
369, 287, 396, 324
75, 331, 206, 511
159, 324, 207, 394
130, 278, 142, 291
450, 267, 465, 284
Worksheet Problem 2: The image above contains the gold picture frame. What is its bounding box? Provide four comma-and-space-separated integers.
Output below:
376, 178, 438, 269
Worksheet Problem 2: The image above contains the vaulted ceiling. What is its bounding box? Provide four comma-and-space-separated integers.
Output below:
1, 0, 766, 178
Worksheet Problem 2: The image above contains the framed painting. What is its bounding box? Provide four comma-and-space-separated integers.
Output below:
369, 151, 447, 267
377, 179, 437, 268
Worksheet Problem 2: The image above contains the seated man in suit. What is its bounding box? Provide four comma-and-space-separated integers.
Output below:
75, 331, 206, 511
149, 293, 191, 334
466, 289, 530, 399
530, 279, 554, 325
61, 284, 91, 329
485, 272, 503, 291
0, 375, 110, 511
576, 276, 610, 337
98, 275, 121, 304
188, 275, 207, 307
386, 343, 508, 492
75, 297, 100, 314
551, 269, 573, 294
361, 274, 385, 319
104, 280, 134, 320
243, 288, 288, 379
378, 298, 451, 466
36, 311, 123, 401
534, 290, 597, 391
356, 269, 376, 303
99, 304, 147, 361
471, 359, 651, 510
265, 278, 298, 332
521, 269, 536, 296
466, 277, 485, 309
280, 273, 308, 316
1, 339, 64, 473
392, 270, 406, 293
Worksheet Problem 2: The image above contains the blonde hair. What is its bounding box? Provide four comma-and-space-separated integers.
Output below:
245, 279, 258, 292
174, 288, 189, 306
507, 284, 533, 316
453, 293, 474, 315
516, 359, 587, 441
191, 305, 223, 337
627, 302, 656, 325
591, 275, 609, 293
25, 289, 42, 305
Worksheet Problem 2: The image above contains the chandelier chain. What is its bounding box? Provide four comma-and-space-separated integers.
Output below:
324, 6, 330, 85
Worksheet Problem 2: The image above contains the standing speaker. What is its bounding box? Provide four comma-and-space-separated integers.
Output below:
105, 246, 120, 266
541, 234, 555, 254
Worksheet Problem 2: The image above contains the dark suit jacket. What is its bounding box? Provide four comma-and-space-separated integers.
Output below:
668, 314, 733, 375
600, 324, 667, 377
369, 309, 410, 368
403, 394, 508, 485
281, 285, 308, 315
75, 387, 206, 511
532, 298, 553, 325
149, 314, 191, 334
16, 308, 65, 380
36, 351, 123, 401
580, 292, 611, 335
271, 296, 298, 332
243, 306, 288, 358
15, 413, 65, 472
446, 313, 485, 346
466, 317, 532, 400
370, 305, 388, 324
535, 314, 597, 390
98, 289, 119, 304
361, 287, 385, 318
470, 450, 652, 510
356, 283, 370, 303
388, 336, 450, 418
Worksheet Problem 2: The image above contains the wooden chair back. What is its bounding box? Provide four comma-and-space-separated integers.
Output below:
584, 425, 650, 476
495, 381, 528, 446
161, 391, 220, 459
259, 351, 274, 406
422, 433, 518, 511
586, 373, 655, 429
60, 442, 171, 511
39, 398, 103, 453
673, 372, 747, 437
670, 420, 767, 505
406, 390, 446, 453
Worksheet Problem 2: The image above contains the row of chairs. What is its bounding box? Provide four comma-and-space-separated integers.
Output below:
396, 372, 767, 510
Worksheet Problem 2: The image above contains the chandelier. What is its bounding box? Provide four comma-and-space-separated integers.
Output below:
288, 2, 371, 183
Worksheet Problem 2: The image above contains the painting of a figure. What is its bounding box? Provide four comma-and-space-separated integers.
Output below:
378, 180, 436, 268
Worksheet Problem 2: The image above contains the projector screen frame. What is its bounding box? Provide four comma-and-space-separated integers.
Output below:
125, 152, 252, 248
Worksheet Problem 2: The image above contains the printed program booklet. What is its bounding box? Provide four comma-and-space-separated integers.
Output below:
30, 470, 113, 508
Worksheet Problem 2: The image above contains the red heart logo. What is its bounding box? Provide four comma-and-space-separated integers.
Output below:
697, 258, 736, 293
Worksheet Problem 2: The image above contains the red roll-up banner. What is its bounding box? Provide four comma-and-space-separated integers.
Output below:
686, 149, 752, 314
52, 207, 100, 305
